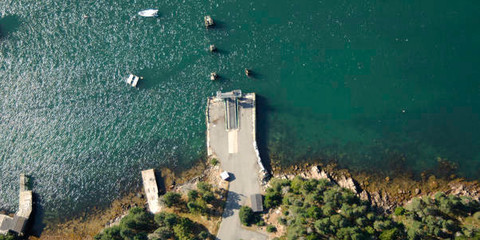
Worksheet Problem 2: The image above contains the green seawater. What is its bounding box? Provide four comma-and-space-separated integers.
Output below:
1, 0, 479, 222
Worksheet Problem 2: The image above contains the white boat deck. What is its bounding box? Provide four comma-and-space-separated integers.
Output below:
127, 74, 141, 87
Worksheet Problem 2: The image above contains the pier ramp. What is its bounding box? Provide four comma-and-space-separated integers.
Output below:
0, 174, 33, 236
207, 90, 267, 240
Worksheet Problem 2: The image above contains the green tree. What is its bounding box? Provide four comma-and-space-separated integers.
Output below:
118, 207, 155, 238
239, 206, 255, 226
322, 202, 335, 216
336, 226, 364, 240
163, 192, 182, 208
306, 206, 322, 219
331, 214, 348, 228
314, 218, 331, 235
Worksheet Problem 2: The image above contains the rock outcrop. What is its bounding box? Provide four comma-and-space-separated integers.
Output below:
336, 175, 360, 194
310, 166, 332, 182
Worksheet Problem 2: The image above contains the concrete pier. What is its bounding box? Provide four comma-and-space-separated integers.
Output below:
207, 90, 267, 240
0, 174, 33, 236
141, 169, 161, 214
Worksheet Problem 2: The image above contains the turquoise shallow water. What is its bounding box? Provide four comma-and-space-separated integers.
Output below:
1, 0, 479, 221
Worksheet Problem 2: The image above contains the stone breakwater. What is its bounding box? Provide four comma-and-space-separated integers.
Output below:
273, 165, 480, 213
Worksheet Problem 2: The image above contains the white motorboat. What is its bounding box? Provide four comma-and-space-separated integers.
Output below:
138, 9, 159, 17
127, 74, 141, 87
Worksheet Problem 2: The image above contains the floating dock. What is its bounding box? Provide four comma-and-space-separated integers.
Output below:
141, 169, 161, 214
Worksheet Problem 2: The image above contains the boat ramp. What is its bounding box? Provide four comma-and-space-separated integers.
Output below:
207, 90, 267, 240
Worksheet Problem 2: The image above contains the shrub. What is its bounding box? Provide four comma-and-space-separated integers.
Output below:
286, 223, 307, 239
163, 192, 182, 208
306, 206, 322, 219
474, 211, 480, 220
95, 207, 156, 240
154, 212, 178, 227
302, 179, 318, 193
197, 181, 212, 193
373, 220, 386, 231
290, 176, 305, 193
239, 206, 255, 226
152, 227, 173, 239
94, 225, 122, 240
265, 192, 282, 209
379, 228, 401, 240
199, 231, 210, 239
202, 191, 215, 203
210, 158, 219, 166
173, 218, 195, 240
314, 218, 331, 235
266, 225, 277, 233
365, 226, 375, 235
394, 206, 406, 216
187, 201, 204, 214
256, 220, 266, 226
188, 190, 199, 201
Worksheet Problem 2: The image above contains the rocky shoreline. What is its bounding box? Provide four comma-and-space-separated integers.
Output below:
36, 161, 213, 240
33, 159, 480, 239
271, 162, 480, 214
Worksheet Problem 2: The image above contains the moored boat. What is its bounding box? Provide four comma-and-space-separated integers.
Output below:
138, 9, 159, 17
127, 74, 141, 87
204, 15, 214, 28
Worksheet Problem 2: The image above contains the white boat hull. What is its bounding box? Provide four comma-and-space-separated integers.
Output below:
138, 9, 159, 17
127, 74, 140, 87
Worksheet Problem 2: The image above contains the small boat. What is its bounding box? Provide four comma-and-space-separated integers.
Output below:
204, 16, 214, 28
127, 74, 141, 87
138, 9, 159, 17
209, 44, 217, 52
210, 72, 218, 81
245, 68, 251, 77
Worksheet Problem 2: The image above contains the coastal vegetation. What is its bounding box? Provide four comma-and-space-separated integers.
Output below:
259, 176, 480, 240
396, 192, 480, 239
94, 181, 225, 240
0, 234, 17, 240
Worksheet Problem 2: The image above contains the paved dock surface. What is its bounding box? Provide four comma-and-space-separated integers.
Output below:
207, 93, 267, 240
141, 169, 161, 213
